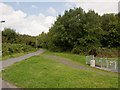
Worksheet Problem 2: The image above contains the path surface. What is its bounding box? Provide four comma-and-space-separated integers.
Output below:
1, 50, 118, 89
41, 55, 118, 77
1, 49, 44, 69
0, 49, 44, 89
41, 55, 92, 71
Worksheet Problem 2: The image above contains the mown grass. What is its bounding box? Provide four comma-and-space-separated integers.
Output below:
42, 50, 118, 66
1, 48, 39, 61
42, 50, 119, 75
2, 56, 118, 88
42, 49, 86, 65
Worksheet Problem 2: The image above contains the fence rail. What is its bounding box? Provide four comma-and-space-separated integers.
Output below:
86, 55, 119, 72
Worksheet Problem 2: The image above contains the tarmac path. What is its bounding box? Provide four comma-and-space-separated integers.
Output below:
0, 49, 118, 89
0, 49, 44, 89
41, 55, 118, 77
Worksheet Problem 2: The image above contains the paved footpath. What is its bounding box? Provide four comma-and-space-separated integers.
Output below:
41, 55, 118, 77
0, 49, 44, 89
0, 50, 118, 89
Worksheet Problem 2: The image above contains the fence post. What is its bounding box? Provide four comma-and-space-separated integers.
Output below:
106, 60, 108, 68
101, 58, 102, 67
115, 61, 117, 70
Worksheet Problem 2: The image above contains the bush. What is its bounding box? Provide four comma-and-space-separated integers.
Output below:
2, 43, 36, 56
72, 48, 80, 54
88, 47, 98, 57
71, 46, 85, 54
95, 48, 118, 58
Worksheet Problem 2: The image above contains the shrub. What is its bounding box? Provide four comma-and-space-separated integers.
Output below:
2, 43, 36, 56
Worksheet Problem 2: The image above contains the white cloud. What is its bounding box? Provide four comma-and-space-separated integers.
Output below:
0, 3, 56, 36
16, 2, 20, 6
64, 0, 118, 15
32, 5, 37, 9
65, 3, 75, 8
47, 7, 56, 15
76, 2, 118, 15
1, 0, 119, 2
65, 0, 119, 2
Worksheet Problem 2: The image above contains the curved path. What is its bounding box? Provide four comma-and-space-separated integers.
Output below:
0, 49, 44, 89
41, 55, 118, 77
1, 49, 44, 69
0, 49, 118, 89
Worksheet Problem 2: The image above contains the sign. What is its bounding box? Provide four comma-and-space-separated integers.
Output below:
110, 61, 113, 64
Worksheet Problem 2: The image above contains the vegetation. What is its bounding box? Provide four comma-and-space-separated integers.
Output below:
1, 6, 119, 89
2, 7, 119, 58
2, 49, 38, 61
2, 28, 36, 47
42, 49, 118, 74
37, 7, 119, 57
2, 43, 37, 56
2, 56, 118, 88
2, 28, 37, 57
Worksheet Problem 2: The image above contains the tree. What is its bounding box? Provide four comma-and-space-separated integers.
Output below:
38, 7, 119, 56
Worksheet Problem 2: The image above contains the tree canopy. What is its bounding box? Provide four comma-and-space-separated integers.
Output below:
38, 7, 119, 56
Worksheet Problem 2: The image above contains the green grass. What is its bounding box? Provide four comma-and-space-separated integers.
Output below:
2, 56, 118, 88
42, 49, 118, 64
42, 50, 119, 75
1, 48, 39, 61
42, 49, 86, 65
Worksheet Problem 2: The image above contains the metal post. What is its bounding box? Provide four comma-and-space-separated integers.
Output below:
0, 20, 5, 90
0, 21, 5, 58
0, 30, 1, 57
115, 61, 117, 70
101, 58, 102, 67
106, 60, 108, 68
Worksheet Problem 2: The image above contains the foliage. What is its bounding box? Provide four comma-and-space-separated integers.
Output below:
2, 43, 36, 56
2, 28, 36, 48
38, 7, 119, 56
2, 28, 37, 56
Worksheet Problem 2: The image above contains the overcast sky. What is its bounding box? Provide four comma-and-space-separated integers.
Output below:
0, 0, 119, 36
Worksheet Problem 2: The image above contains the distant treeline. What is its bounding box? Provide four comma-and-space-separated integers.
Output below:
2, 28, 37, 56
2, 28, 36, 47
37, 7, 120, 57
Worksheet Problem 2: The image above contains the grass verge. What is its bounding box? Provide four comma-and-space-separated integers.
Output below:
2, 56, 118, 88
42, 49, 118, 75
